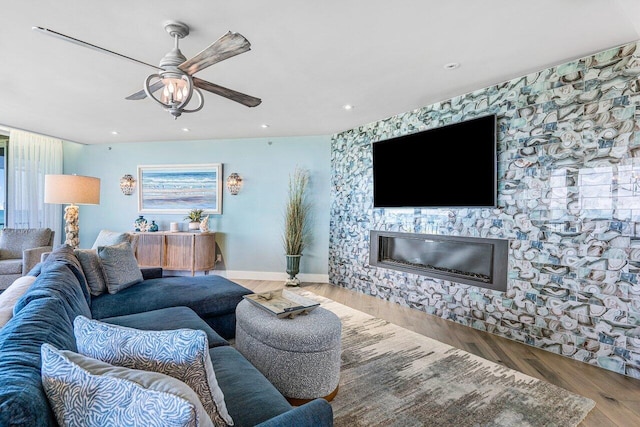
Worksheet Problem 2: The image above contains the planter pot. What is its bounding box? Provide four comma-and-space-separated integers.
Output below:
188, 221, 200, 231
285, 254, 302, 286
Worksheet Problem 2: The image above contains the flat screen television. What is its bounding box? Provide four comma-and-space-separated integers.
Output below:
372, 114, 497, 208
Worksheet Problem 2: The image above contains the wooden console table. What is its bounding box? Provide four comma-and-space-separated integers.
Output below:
133, 232, 216, 276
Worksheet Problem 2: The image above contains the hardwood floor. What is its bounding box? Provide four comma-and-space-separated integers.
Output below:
234, 279, 640, 427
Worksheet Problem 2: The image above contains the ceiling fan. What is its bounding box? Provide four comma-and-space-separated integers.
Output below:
32, 21, 262, 119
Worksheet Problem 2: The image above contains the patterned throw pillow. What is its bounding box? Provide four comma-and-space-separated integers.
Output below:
73, 249, 107, 296
74, 316, 233, 427
97, 242, 143, 294
41, 343, 215, 427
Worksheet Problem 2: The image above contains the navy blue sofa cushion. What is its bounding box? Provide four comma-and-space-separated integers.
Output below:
101, 306, 229, 348
209, 345, 293, 426
14, 259, 92, 322
91, 275, 252, 338
210, 345, 334, 427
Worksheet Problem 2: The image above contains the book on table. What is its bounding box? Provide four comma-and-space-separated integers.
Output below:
243, 289, 319, 318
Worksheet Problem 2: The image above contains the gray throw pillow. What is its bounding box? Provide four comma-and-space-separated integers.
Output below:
91, 230, 133, 250
97, 242, 143, 294
41, 343, 214, 427
74, 249, 107, 296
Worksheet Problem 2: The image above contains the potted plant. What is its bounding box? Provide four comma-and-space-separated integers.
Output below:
283, 167, 310, 286
184, 208, 204, 231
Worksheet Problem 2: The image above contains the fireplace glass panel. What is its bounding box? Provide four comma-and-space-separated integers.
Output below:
370, 231, 508, 292
384, 237, 492, 280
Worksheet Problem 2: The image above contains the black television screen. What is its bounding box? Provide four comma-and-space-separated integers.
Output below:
372, 114, 497, 208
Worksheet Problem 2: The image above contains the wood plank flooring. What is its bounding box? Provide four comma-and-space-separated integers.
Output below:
234, 279, 640, 427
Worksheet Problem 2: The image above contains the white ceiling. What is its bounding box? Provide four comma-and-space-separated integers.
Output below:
1, 0, 640, 145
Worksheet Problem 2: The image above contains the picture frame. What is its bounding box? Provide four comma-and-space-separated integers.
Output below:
137, 163, 223, 214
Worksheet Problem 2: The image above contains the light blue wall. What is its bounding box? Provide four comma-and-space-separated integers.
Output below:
62, 135, 331, 278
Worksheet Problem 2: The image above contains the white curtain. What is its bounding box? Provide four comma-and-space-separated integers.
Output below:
7, 130, 63, 238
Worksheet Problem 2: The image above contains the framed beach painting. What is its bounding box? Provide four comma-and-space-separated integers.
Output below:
137, 163, 223, 214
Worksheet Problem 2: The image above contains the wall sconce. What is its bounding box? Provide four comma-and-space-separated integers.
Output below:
226, 173, 243, 195
120, 174, 136, 195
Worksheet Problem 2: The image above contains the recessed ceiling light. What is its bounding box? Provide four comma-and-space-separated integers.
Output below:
343, 104, 354, 110
182, 128, 190, 132
261, 124, 270, 129
443, 62, 460, 70
110, 131, 119, 135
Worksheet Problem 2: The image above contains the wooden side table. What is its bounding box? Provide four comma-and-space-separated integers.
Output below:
133, 231, 216, 276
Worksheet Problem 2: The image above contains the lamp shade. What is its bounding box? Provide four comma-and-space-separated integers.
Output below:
44, 174, 101, 205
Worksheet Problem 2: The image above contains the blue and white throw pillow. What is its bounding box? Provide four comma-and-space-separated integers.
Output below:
74, 316, 233, 427
41, 343, 214, 427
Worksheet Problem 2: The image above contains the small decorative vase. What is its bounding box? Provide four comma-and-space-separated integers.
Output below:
188, 221, 200, 231
149, 220, 159, 232
285, 254, 302, 286
134, 215, 146, 232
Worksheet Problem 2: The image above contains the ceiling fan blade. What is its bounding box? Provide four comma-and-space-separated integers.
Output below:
125, 80, 165, 100
179, 31, 251, 75
193, 77, 261, 107
32, 26, 161, 71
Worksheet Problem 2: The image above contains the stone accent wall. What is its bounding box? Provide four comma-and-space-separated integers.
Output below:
329, 41, 640, 378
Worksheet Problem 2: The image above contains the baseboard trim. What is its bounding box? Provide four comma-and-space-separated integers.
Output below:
217, 270, 329, 283
161, 269, 328, 283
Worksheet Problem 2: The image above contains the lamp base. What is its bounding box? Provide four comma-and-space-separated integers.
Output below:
63, 204, 79, 248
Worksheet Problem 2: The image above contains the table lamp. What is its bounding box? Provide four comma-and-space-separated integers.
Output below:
44, 174, 101, 248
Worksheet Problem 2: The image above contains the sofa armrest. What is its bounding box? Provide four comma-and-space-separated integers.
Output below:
255, 399, 333, 427
23, 246, 53, 273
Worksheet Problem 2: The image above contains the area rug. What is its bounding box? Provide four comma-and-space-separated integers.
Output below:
292, 289, 596, 427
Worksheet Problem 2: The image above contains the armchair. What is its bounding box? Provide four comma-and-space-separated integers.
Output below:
0, 228, 55, 291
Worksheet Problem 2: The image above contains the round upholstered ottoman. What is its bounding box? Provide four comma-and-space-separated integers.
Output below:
235, 298, 342, 404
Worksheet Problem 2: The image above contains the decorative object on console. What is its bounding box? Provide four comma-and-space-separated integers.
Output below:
33, 22, 261, 120
170, 221, 180, 232
133, 215, 148, 232
226, 172, 243, 195
185, 208, 204, 231
119, 174, 136, 195
148, 220, 159, 232
199, 215, 210, 233
44, 174, 101, 248
138, 163, 223, 214
283, 167, 310, 286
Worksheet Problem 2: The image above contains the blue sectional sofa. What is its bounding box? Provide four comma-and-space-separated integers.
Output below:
0, 246, 333, 426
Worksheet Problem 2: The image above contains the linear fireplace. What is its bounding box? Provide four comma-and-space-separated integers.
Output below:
369, 231, 508, 292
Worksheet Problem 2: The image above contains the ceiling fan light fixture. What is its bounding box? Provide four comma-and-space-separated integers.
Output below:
34, 21, 261, 118
144, 71, 203, 119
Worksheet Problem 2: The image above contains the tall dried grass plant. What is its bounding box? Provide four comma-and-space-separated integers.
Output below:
283, 167, 310, 255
